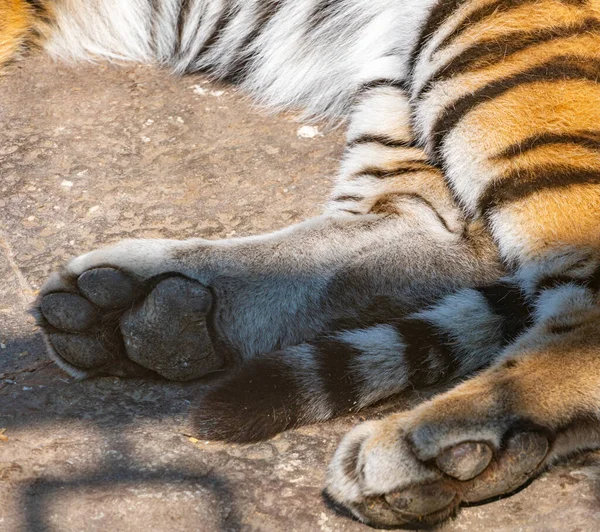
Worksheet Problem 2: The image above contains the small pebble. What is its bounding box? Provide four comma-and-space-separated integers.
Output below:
297, 125, 322, 139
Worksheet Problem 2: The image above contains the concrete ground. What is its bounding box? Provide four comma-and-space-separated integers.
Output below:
1, 56, 600, 532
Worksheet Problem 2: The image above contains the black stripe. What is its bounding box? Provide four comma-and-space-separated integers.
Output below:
394, 319, 460, 388
536, 265, 600, 294
356, 79, 409, 95
420, 18, 600, 99
371, 192, 456, 233
176, 0, 193, 57
194, 1, 240, 61
404, 194, 455, 233
478, 282, 534, 345
307, 0, 340, 32
341, 438, 364, 484
23, 0, 54, 25
328, 297, 410, 333
591, 265, 600, 292
409, 0, 468, 74
549, 323, 582, 335
332, 195, 364, 202
537, 274, 584, 292
353, 162, 436, 179
432, 0, 587, 61
431, 56, 600, 153
225, 0, 284, 83
23, 0, 47, 14
479, 166, 600, 216
192, 358, 303, 443
312, 337, 363, 414
348, 135, 417, 149
495, 131, 600, 159
149, 0, 160, 56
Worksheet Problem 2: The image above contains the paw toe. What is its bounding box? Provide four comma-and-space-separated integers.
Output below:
462, 431, 549, 503
48, 333, 111, 369
354, 484, 457, 527
386, 482, 457, 518
41, 293, 98, 332
77, 268, 137, 309
354, 497, 402, 527
436, 441, 493, 481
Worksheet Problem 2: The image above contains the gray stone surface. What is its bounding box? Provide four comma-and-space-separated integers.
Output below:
1, 56, 600, 531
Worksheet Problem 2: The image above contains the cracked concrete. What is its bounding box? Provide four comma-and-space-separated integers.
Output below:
1, 56, 600, 531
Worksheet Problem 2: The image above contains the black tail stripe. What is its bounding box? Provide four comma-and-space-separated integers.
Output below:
479, 167, 600, 216
590, 265, 600, 292
312, 337, 363, 415
419, 18, 600, 99
149, 0, 160, 53
431, 56, 600, 153
536, 275, 585, 292
176, 0, 194, 57
477, 283, 534, 344
394, 319, 460, 388
192, 358, 303, 443
225, 0, 284, 82
308, 0, 341, 32
494, 131, 600, 160
537, 266, 600, 294
193, 0, 239, 61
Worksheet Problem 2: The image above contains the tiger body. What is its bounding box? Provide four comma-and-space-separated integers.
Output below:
3, 0, 600, 527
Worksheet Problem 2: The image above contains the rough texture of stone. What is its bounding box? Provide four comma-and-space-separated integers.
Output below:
1, 56, 600, 532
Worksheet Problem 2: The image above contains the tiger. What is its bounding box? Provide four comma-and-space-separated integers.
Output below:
2, 0, 600, 527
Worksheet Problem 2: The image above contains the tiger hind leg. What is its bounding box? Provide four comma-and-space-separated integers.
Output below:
36, 82, 501, 381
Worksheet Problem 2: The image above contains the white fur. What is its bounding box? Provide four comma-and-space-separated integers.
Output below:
45, 0, 155, 62
346, 86, 414, 142
45, 0, 437, 119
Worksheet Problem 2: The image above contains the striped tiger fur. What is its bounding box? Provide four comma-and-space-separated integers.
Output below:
4, 0, 600, 527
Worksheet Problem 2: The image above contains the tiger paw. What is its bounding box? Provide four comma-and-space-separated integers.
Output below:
37, 241, 223, 381
327, 413, 549, 528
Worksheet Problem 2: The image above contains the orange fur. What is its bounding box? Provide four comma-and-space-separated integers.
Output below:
461, 79, 600, 157
409, 311, 600, 430
0, 0, 52, 66
496, 185, 600, 255
437, 0, 586, 58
